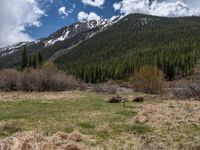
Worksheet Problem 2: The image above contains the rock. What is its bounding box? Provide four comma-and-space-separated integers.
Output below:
108, 96, 122, 103
133, 96, 144, 102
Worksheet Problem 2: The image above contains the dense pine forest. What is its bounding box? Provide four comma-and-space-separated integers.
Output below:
55, 14, 200, 83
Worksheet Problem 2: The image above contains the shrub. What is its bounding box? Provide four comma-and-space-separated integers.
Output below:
0, 62, 85, 92
130, 65, 164, 94
0, 69, 20, 91
93, 80, 118, 94
172, 80, 200, 99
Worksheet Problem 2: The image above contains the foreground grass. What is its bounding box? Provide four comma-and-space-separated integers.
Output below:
0, 92, 141, 137
0, 91, 200, 149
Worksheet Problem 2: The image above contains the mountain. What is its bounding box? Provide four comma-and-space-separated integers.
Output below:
0, 16, 123, 68
54, 14, 200, 82
1, 13, 200, 83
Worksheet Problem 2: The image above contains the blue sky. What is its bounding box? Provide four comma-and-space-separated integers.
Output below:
0, 0, 200, 47
27, 0, 121, 40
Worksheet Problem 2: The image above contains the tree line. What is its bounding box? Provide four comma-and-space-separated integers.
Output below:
55, 14, 200, 83
21, 47, 43, 70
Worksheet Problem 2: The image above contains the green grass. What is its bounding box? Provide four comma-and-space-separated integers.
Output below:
79, 122, 95, 129
0, 91, 199, 149
131, 124, 153, 134
0, 92, 139, 139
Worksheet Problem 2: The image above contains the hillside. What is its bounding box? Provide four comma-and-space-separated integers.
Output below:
55, 14, 200, 82
0, 18, 121, 68
1, 13, 200, 83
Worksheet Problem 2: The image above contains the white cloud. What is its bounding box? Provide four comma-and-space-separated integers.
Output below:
82, 0, 105, 8
113, 0, 200, 17
0, 0, 45, 47
58, 6, 68, 17
78, 11, 101, 22
58, 4, 76, 18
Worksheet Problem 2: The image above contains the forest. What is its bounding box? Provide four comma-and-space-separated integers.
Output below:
54, 14, 200, 83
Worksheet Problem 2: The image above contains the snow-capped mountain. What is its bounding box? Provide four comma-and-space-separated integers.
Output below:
0, 16, 123, 64
44, 16, 123, 47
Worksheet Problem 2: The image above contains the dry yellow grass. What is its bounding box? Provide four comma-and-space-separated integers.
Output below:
0, 131, 97, 150
0, 91, 87, 101
0, 91, 199, 149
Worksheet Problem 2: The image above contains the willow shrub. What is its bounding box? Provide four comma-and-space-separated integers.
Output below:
130, 65, 165, 94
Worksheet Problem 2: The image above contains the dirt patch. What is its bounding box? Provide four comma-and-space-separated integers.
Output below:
0, 131, 96, 150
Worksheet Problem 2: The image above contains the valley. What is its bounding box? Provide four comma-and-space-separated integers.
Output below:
1, 12, 200, 150
0, 91, 200, 149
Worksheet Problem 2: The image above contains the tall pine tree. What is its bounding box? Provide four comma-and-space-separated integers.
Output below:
28, 55, 32, 67
33, 55, 37, 69
21, 47, 28, 70
37, 51, 43, 67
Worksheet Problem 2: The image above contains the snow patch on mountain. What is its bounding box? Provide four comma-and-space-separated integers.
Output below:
0, 42, 29, 57
0, 15, 124, 58
44, 16, 124, 47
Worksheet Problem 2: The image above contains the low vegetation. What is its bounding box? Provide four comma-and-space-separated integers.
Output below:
130, 65, 164, 94
0, 91, 199, 149
172, 80, 200, 99
0, 62, 84, 92
93, 80, 118, 94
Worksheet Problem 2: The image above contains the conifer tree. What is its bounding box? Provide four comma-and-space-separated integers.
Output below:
37, 51, 43, 67
28, 55, 32, 67
33, 55, 37, 69
21, 46, 28, 70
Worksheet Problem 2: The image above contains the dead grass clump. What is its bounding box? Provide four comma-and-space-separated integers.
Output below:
0, 131, 94, 150
135, 100, 200, 128
135, 113, 149, 124
133, 100, 200, 149
68, 131, 84, 142
0, 121, 22, 137
63, 144, 81, 150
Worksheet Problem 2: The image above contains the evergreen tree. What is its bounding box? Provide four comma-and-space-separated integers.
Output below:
33, 55, 37, 69
21, 46, 28, 70
28, 55, 32, 67
37, 51, 43, 67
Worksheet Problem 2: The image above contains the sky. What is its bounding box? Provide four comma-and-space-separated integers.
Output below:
1, 0, 200, 47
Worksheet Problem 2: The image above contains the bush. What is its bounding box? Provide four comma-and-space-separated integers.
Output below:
172, 80, 200, 99
130, 65, 164, 94
93, 80, 118, 94
0, 69, 20, 91
0, 62, 85, 92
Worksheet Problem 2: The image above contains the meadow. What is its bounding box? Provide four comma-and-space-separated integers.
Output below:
0, 91, 200, 149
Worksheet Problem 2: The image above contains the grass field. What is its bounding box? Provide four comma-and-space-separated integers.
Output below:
0, 91, 200, 149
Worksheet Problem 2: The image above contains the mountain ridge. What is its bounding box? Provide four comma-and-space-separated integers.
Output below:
1, 13, 200, 83
0, 15, 123, 68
